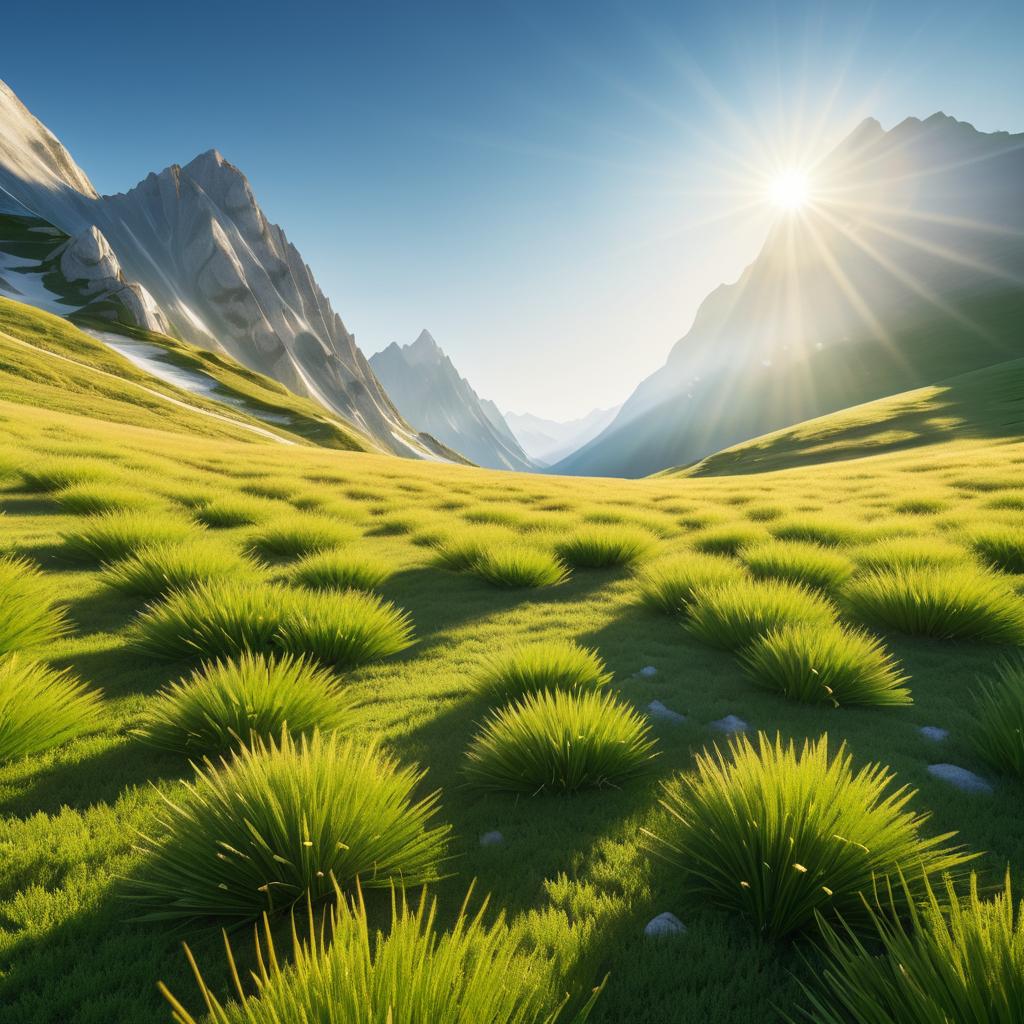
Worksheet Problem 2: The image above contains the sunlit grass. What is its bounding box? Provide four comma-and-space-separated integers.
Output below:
967, 659, 1024, 778
634, 551, 747, 615
471, 543, 569, 589
99, 541, 255, 598
0, 555, 69, 654
741, 539, 855, 593
63, 510, 197, 563
555, 526, 657, 569
473, 640, 612, 701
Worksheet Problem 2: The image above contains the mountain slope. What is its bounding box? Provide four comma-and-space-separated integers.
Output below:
555, 112, 1024, 477
0, 79, 450, 461
505, 405, 621, 464
369, 330, 535, 470
664, 353, 1024, 477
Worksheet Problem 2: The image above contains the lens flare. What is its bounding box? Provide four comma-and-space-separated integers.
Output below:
769, 170, 811, 210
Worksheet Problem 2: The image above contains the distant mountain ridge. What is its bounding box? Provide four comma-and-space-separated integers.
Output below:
369, 330, 535, 470
0, 79, 451, 461
554, 112, 1024, 477
505, 406, 621, 464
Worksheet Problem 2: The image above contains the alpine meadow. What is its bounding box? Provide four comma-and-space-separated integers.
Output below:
2, 4, 1024, 1022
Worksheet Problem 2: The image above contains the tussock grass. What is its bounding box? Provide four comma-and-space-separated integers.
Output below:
126, 731, 449, 922
247, 515, 359, 560
739, 622, 911, 706
63, 510, 196, 564
634, 552, 747, 615
645, 733, 970, 939
0, 655, 102, 762
19, 457, 115, 492
555, 526, 657, 569
0, 555, 69, 654
692, 523, 767, 556
771, 516, 868, 547
290, 550, 392, 592
471, 544, 569, 589
852, 536, 970, 572
193, 494, 277, 528
844, 565, 1024, 643
160, 881, 601, 1024
53, 481, 156, 515
798, 872, 1024, 1024
746, 503, 785, 522
970, 525, 1024, 574
687, 578, 837, 650
741, 540, 855, 593
139, 653, 355, 756
984, 490, 1024, 511
968, 660, 1024, 778
275, 589, 415, 668
99, 541, 254, 598
473, 640, 612, 701
465, 688, 658, 793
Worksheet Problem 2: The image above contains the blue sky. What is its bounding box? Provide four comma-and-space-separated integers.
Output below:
5, 0, 1023, 418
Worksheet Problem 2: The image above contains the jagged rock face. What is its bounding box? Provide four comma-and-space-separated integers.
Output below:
370, 330, 536, 471
555, 113, 1024, 477
0, 79, 447, 460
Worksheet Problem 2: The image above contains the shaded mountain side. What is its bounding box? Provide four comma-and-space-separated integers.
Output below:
664, 352, 1024, 478
370, 330, 535, 471
554, 112, 1024, 477
0, 78, 451, 461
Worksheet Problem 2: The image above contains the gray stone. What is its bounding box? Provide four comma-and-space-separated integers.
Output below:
639, 666, 658, 678
644, 912, 686, 938
480, 830, 504, 847
648, 700, 686, 724
710, 715, 748, 734
927, 764, 993, 794
919, 726, 949, 742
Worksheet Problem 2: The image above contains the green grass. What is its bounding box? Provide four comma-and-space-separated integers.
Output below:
19, 456, 117, 492
633, 551, 747, 615
125, 731, 450, 922
741, 540, 855, 593
0, 555, 69, 654
192, 493, 276, 528
739, 622, 911, 707
63, 510, 197, 563
138, 653, 356, 756
465, 689, 658, 793
470, 543, 569, 588
53, 481, 156, 515
289, 549, 393, 592
473, 640, 613, 701
645, 733, 971, 939
844, 565, 1024, 643
0, 655, 102, 762
691, 523, 767, 556
246, 515, 359, 560
555, 526, 657, 569
851, 535, 970, 572
161, 882, 602, 1024
686, 578, 838, 650
970, 525, 1024, 574
99, 541, 254, 598
967, 660, 1024, 778
796, 871, 1024, 1024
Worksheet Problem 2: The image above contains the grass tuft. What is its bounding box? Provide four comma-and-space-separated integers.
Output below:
290, 549, 392, 593
739, 622, 911, 706
969, 525, 1024, 574
192, 494, 276, 528
138, 653, 356, 756
0, 655, 102, 762
53, 482, 156, 515
0, 555, 69, 655
465, 688, 658, 793
741, 540, 854, 593
691, 523, 767, 556
126, 730, 449, 922
634, 552, 747, 616
687, 578, 837, 650
473, 640, 612, 701
555, 526, 657, 569
247, 515, 359, 560
967, 659, 1024, 778
470, 544, 569, 589
99, 541, 254, 599
644, 732, 971, 939
844, 565, 1024, 643
63, 510, 196, 564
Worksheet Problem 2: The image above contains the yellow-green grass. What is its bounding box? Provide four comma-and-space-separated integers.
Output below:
555, 525, 658, 569
63, 509, 199, 564
634, 551, 747, 615
967, 660, 1024, 779
740, 539, 856, 594
289, 549, 393, 592
98, 540, 256, 599
3, 352, 1024, 1021
470, 543, 569, 588
0, 555, 69, 654
246, 514, 360, 560
472, 640, 613, 701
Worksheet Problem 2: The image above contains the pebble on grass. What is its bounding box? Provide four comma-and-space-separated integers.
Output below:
648, 700, 686, 724
927, 763, 993, 794
644, 912, 687, 938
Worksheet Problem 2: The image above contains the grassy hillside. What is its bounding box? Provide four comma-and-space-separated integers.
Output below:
2, 309, 1024, 1022
671, 355, 1024, 477
0, 297, 377, 451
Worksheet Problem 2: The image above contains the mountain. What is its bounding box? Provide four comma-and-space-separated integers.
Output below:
0, 79, 451, 461
369, 330, 535, 470
505, 405, 621, 464
554, 112, 1024, 477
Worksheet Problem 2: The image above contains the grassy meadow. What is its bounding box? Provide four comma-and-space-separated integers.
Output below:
2, 304, 1024, 1021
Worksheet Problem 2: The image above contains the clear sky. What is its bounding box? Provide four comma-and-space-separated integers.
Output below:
4, 0, 1023, 419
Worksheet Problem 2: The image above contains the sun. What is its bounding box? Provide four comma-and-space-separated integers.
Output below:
768, 170, 811, 210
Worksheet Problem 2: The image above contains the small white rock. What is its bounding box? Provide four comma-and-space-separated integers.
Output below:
919, 726, 949, 742
480, 830, 504, 846
639, 666, 658, 678
927, 764, 993, 794
644, 912, 686, 938
648, 700, 686, 724
710, 714, 748, 734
